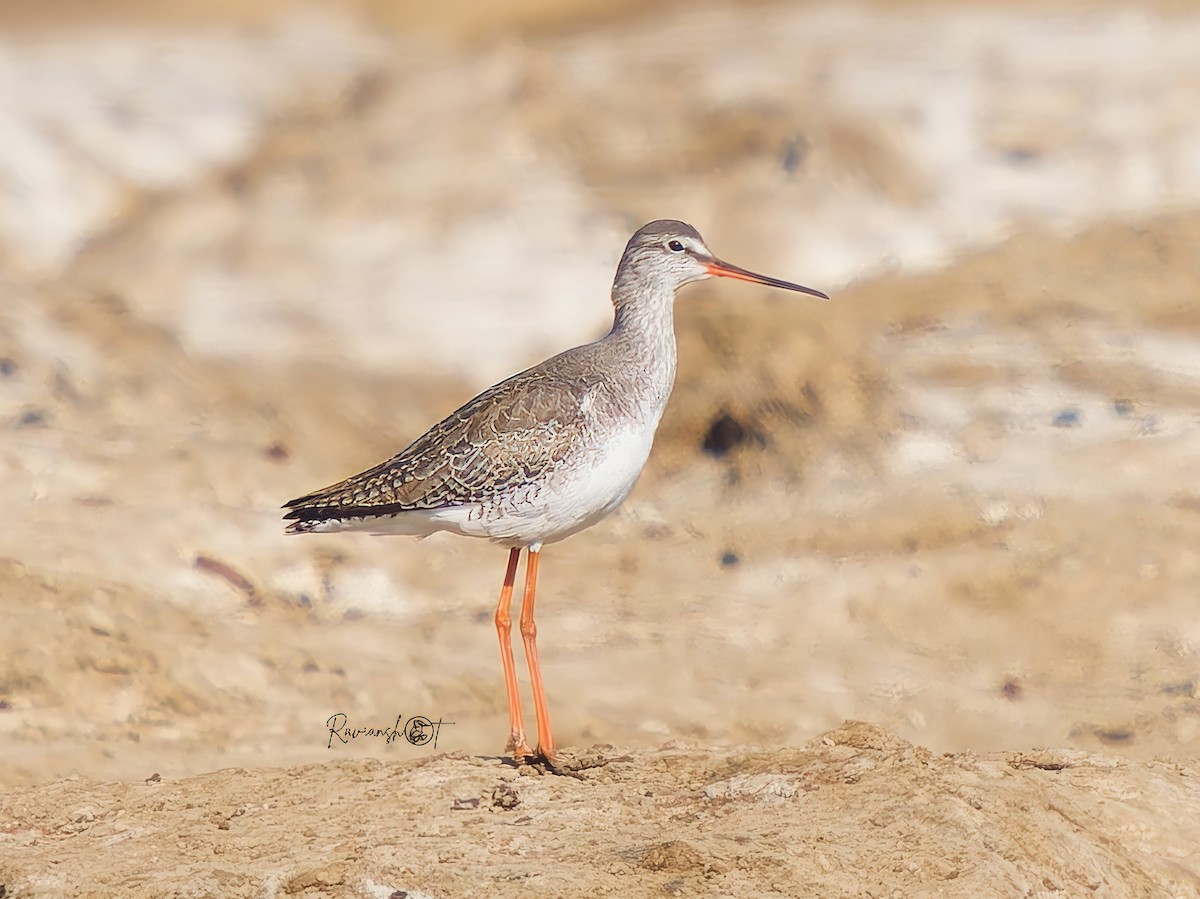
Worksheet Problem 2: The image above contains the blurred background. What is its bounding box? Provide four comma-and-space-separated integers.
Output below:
1, 0, 1198, 786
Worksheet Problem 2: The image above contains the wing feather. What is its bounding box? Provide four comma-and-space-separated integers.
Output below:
282, 360, 601, 526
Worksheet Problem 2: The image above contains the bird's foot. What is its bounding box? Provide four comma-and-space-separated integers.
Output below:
507, 744, 579, 778
523, 743, 633, 778
516, 747, 579, 778
507, 735, 535, 761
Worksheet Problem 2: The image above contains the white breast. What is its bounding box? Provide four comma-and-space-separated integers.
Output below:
535, 422, 657, 541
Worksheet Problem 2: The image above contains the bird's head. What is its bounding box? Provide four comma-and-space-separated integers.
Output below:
617, 219, 829, 300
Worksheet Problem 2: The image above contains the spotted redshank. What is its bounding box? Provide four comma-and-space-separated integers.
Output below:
283, 220, 827, 766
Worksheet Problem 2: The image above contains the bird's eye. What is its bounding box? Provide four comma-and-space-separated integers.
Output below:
667, 240, 685, 253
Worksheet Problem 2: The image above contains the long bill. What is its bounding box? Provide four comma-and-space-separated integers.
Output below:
705, 259, 829, 300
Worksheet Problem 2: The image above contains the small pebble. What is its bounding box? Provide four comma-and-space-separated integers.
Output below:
17, 408, 46, 427
1051, 408, 1081, 428
702, 412, 748, 457
720, 551, 740, 567
1094, 727, 1134, 744
781, 134, 809, 175
264, 442, 290, 462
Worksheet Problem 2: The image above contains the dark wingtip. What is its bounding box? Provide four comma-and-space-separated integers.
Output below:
282, 504, 337, 523
282, 501, 408, 525
282, 491, 325, 516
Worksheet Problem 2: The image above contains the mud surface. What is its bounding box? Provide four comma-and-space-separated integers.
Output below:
3, 723, 1199, 897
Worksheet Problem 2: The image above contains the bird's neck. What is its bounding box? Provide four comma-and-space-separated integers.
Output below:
605, 278, 678, 416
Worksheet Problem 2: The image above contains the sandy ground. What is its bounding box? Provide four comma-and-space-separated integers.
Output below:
2, 724, 1198, 897
2, 1, 1200, 895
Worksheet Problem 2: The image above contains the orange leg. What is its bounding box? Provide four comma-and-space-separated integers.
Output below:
494, 547, 532, 759
519, 546, 556, 762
